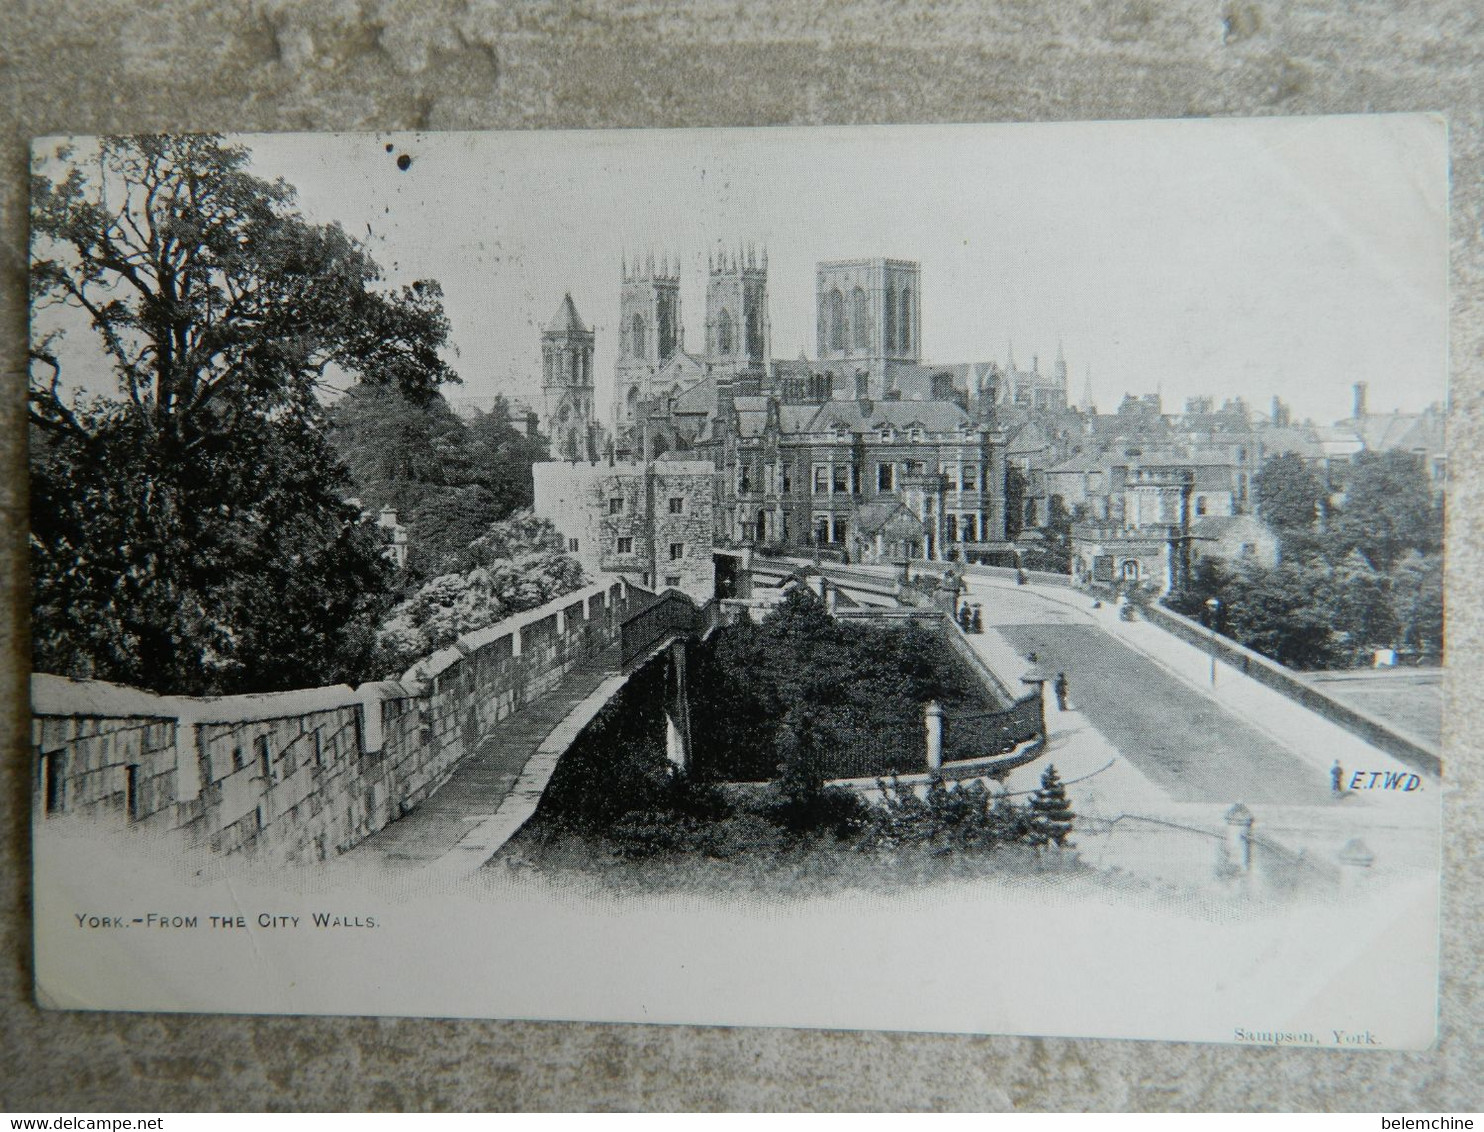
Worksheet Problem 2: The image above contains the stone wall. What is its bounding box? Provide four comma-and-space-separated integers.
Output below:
532, 459, 717, 601
30, 577, 641, 865
1138, 598, 1442, 777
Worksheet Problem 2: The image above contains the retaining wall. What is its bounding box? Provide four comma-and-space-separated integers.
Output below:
1137, 599, 1442, 777
31, 577, 643, 865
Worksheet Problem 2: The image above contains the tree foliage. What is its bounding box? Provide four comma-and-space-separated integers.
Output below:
1332, 450, 1442, 571
1029, 764, 1075, 848
1004, 464, 1029, 540
29, 135, 455, 694
376, 511, 587, 675
1255, 452, 1322, 532
330, 384, 549, 578
1169, 445, 1445, 669
688, 586, 1004, 782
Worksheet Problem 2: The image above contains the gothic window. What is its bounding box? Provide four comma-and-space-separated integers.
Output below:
718, 308, 734, 355
617, 536, 633, 554
852, 287, 869, 350
746, 299, 764, 357
899, 287, 912, 353
631, 313, 647, 359
828, 288, 846, 352
658, 295, 676, 361
885, 285, 897, 353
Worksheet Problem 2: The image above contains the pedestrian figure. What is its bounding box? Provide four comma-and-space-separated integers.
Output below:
1331, 759, 1344, 797
971, 606, 983, 634
1054, 672, 1070, 711
959, 604, 973, 631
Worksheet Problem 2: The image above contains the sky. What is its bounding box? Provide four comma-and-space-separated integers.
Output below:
38, 116, 1449, 425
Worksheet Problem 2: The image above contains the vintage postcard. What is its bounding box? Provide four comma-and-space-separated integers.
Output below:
28, 117, 1445, 1047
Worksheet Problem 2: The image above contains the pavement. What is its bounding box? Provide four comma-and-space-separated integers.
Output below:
950, 575, 1439, 875
341, 643, 626, 876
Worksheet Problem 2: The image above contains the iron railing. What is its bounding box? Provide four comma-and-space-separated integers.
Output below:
619, 591, 718, 668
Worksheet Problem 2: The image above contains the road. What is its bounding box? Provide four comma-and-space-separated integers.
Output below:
961, 578, 1332, 806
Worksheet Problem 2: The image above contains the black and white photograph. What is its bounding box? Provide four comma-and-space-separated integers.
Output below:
27, 117, 1445, 1047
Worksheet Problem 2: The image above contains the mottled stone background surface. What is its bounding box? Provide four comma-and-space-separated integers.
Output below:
1, 0, 1479, 1112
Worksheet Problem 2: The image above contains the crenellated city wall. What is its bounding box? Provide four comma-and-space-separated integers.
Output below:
30, 577, 645, 866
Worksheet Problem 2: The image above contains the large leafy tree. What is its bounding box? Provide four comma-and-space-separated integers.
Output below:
1255, 452, 1323, 532
1332, 450, 1442, 571
330, 384, 550, 578
29, 135, 456, 695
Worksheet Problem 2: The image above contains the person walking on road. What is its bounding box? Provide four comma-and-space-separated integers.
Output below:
1054, 671, 1070, 712
1331, 759, 1345, 797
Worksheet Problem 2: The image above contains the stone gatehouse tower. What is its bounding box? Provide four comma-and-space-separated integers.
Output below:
541, 293, 597, 462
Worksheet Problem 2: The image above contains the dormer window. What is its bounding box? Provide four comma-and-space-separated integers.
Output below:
909, 427, 923, 442
880, 427, 893, 442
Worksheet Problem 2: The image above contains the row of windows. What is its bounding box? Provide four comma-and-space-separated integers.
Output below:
807, 513, 988, 543
823, 285, 913, 354
627, 301, 678, 361
542, 349, 591, 385
808, 463, 983, 492
609, 497, 688, 514
713, 304, 765, 357
610, 537, 687, 561
735, 460, 988, 497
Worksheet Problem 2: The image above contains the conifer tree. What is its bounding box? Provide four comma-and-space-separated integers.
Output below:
1030, 764, 1075, 848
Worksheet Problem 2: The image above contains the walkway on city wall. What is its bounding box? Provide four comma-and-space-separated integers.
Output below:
344, 591, 709, 880
341, 643, 627, 877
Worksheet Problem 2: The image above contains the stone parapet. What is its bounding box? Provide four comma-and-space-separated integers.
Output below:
30, 575, 645, 866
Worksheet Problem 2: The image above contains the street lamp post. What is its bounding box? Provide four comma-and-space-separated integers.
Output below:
1205, 596, 1221, 688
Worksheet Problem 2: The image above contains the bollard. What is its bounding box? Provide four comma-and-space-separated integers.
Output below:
1338, 838, 1375, 888
1224, 802, 1254, 875
924, 700, 944, 771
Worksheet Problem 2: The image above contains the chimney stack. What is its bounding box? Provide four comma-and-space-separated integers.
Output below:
1353, 382, 1368, 420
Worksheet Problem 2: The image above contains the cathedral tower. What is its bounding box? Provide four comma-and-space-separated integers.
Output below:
541, 293, 597, 462
815, 258, 920, 400
705, 243, 770, 393
615, 253, 681, 430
